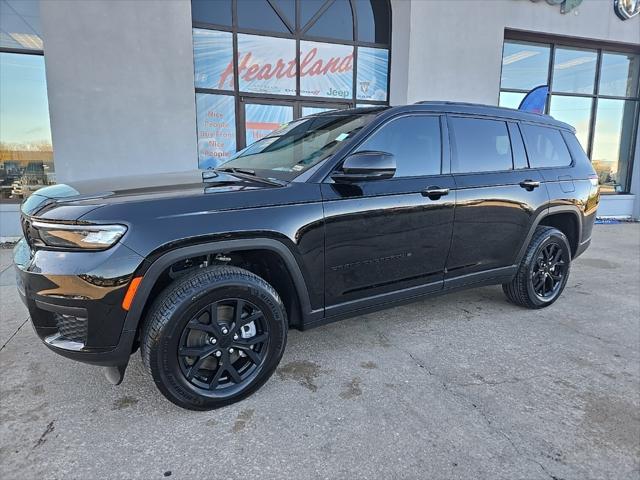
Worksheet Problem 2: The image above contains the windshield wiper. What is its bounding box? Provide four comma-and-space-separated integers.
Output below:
215, 167, 287, 187
218, 167, 256, 176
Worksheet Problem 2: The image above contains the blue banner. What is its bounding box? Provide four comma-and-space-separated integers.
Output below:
518, 85, 549, 114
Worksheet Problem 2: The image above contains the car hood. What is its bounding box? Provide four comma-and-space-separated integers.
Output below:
21, 170, 281, 220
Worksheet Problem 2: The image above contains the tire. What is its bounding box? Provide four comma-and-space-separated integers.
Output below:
502, 226, 572, 309
141, 265, 287, 410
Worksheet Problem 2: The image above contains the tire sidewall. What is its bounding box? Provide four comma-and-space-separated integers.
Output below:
149, 276, 287, 410
525, 231, 571, 308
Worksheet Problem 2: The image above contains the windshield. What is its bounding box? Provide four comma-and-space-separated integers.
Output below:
220, 112, 380, 180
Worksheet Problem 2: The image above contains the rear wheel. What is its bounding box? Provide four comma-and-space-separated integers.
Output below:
502, 226, 571, 309
141, 266, 287, 410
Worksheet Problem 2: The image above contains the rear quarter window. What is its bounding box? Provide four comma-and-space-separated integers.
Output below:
449, 117, 513, 173
521, 124, 573, 168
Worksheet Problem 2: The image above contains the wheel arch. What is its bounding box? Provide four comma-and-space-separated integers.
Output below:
516, 205, 583, 264
121, 239, 318, 343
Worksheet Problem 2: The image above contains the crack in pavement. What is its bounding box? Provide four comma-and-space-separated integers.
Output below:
0, 317, 29, 353
365, 319, 559, 480
556, 320, 637, 353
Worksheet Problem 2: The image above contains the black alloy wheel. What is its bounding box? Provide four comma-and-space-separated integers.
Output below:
178, 298, 269, 393
141, 266, 287, 410
530, 242, 567, 300
502, 226, 572, 309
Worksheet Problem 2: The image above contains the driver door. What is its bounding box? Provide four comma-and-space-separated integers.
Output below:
321, 114, 456, 315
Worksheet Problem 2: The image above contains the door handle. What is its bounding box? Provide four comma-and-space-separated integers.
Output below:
422, 187, 449, 200
519, 180, 541, 191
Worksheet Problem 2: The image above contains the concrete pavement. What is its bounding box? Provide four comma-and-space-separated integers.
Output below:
0, 225, 638, 479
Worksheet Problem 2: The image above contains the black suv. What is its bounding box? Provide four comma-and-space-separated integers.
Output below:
14, 103, 599, 410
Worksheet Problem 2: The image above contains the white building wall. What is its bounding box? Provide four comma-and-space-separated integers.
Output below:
400, 0, 639, 105
39, 0, 198, 183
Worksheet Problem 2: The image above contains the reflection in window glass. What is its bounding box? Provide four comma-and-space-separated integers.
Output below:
500, 41, 550, 90
591, 99, 637, 193
300, 41, 353, 99
191, 0, 232, 26
552, 47, 597, 94
306, 0, 353, 41
356, 47, 388, 101
245, 104, 294, 145
222, 113, 378, 180
196, 93, 236, 169
521, 124, 572, 168
450, 118, 513, 173
549, 95, 592, 151
237, 34, 296, 95
192, 29, 234, 90
0, 53, 54, 202
0, 0, 44, 51
271, 0, 296, 27
355, 0, 390, 44
356, 116, 441, 177
300, 0, 327, 30
499, 91, 526, 109
237, 0, 289, 33
599, 52, 640, 97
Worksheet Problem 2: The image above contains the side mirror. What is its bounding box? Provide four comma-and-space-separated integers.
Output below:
331, 151, 396, 183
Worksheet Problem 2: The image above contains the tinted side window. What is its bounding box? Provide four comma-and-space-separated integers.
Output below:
521, 124, 573, 168
449, 117, 513, 173
356, 116, 441, 177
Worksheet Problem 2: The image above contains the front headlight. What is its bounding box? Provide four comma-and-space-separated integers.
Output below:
31, 221, 127, 250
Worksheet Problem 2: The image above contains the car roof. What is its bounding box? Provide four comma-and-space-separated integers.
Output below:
312, 102, 574, 132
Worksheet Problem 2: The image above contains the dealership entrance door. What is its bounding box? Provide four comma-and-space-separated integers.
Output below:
239, 98, 350, 149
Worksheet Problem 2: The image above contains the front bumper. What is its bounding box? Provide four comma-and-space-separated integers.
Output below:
13, 238, 145, 366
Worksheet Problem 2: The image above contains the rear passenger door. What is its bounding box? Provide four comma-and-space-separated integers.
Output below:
445, 116, 548, 285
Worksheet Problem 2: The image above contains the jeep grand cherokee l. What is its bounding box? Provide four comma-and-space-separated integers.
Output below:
14, 102, 599, 410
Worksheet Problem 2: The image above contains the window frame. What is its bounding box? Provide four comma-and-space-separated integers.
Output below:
498, 31, 640, 193
350, 113, 445, 179
447, 114, 516, 175
192, 0, 392, 152
0, 43, 52, 203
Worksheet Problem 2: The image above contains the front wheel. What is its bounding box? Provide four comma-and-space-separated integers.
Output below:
141, 266, 287, 410
502, 226, 572, 309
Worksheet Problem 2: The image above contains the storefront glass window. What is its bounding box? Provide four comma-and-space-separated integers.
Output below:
356, 47, 389, 101
237, 34, 297, 95
305, 0, 353, 41
599, 52, 640, 97
499, 38, 640, 194
244, 103, 293, 145
192, 0, 391, 167
552, 47, 598, 94
299, 41, 353, 99
591, 99, 637, 193
193, 29, 234, 90
500, 41, 550, 90
196, 93, 237, 169
0, 0, 43, 51
191, 0, 232, 27
548, 95, 592, 150
0, 52, 53, 202
498, 91, 525, 109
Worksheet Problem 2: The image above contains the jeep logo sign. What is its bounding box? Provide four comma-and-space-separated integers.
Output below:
614, 0, 640, 19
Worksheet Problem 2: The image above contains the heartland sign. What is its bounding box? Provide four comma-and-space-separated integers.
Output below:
218, 46, 353, 91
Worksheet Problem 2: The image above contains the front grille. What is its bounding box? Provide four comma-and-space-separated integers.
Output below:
54, 313, 88, 344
